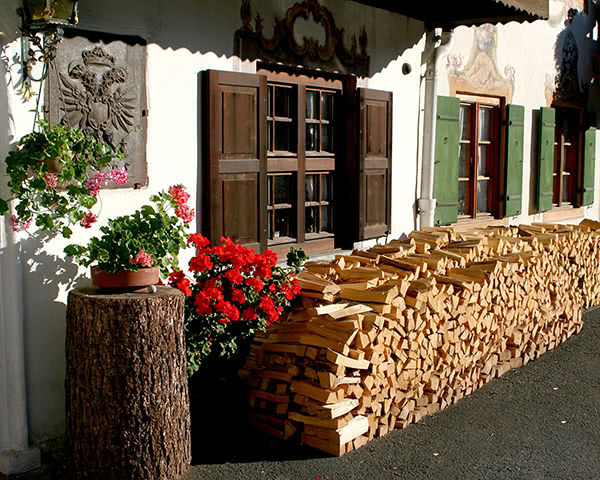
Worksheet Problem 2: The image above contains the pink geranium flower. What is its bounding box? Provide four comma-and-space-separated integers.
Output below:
129, 249, 154, 267
80, 212, 97, 229
111, 167, 129, 185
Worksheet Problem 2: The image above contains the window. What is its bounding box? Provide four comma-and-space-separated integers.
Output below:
457, 96, 501, 218
553, 107, 582, 206
267, 173, 295, 241
264, 73, 340, 253
305, 172, 333, 237
202, 68, 393, 254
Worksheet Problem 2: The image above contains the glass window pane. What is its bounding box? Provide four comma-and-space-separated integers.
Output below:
274, 175, 290, 204
321, 206, 331, 232
478, 145, 487, 177
459, 104, 469, 141
321, 175, 332, 202
479, 107, 491, 141
305, 206, 318, 233
267, 177, 273, 206
274, 122, 290, 151
268, 86, 273, 116
306, 91, 319, 120
459, 144, 469, 178
267, 120, 273, 152
275, 87, 290, 118
477, 180, 489, 213
321, 93, 334, 121
275, 209, 292, 239
306, 124, 320, 151
562, 175, 570, 203
305, 175, 317, 202
458, 181, 467, 216
268, 212, 273, 238
321, 124, 333, 152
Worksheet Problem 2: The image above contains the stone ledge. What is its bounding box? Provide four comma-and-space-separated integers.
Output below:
0, 447, 41, 475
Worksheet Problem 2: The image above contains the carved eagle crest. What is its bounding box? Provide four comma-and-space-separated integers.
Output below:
57, 46, 136, 151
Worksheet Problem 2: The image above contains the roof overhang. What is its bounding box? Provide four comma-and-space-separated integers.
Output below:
349, 0, 549, 29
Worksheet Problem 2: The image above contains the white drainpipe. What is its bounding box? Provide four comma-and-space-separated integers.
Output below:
418, 28, 452, 228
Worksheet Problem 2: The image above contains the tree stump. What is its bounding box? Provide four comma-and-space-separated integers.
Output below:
65, 286, 190, 480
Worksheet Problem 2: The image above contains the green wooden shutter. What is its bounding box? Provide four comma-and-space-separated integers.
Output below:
582, 127, 596, 206
537, 107, 555, 212
433, 96, 460, 226
504, 104, 525, 217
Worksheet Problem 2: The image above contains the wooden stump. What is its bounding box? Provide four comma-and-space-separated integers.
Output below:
65, 286, 190, 480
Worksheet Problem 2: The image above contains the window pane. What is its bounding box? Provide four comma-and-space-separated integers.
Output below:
478, 145, 488, 176
306, 91, 319, 120
275, 209, 292, 239
306, 124, 320, 151
321, 124, 333, 152
305, 175, 317, 202
275, 87, 290, 118
267, 177, 273, 206
477, 180, 489, 213
562, 174, 570, 203
321, 206, 331, 231
268, 212, 273, 238
479, 107, 491, 141
459, 104, 469, 141
321, 174, 332, 201
268, 86, 273, 116
274, 175, 291, 204
267, 120, 273, 151
305, 206, 318, 233
459, 144, 469, 178
274, 122, 291, 151
321, 93, 334, 121
458, 181, 467, 216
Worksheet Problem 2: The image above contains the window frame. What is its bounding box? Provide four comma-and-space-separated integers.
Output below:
552, 106, 584, 208
456, 93, 503, 221
259, 65, 343, 254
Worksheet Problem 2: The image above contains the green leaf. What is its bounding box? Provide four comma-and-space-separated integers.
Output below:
0, 198, 8, 215
62, 227, 73, 238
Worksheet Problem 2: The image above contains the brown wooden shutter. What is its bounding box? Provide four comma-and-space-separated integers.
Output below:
358, 88, 392, 240
202, 70, 267, 251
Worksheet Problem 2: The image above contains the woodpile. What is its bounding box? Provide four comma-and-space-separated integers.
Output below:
241, 222, 600, 456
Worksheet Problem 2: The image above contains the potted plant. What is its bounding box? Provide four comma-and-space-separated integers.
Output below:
64, 185, 195, 288
167, 236, 306, 376
0, 120, 126, 237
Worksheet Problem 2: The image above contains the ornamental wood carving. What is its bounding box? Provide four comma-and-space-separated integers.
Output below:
234, 0, 370, 77
46, 30, 148, 188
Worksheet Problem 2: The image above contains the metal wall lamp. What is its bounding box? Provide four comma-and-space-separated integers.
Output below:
18, 0, 79, 82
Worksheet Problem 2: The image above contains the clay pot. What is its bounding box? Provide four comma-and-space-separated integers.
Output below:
91, 266, 160, 289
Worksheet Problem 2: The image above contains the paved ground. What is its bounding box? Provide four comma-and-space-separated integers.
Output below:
5, 308, 600, 480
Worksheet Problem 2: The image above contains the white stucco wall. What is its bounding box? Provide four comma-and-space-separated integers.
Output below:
3, 0, 600, 456
0, 0, 427, 451
438, 1, 600, 227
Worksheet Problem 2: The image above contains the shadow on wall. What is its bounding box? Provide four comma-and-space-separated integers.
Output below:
552, 4, 598, 108
75, 0, 424, 78
18, 234, 88, 448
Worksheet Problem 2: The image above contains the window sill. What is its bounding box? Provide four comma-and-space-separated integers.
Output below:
542, 206, 584, 223
451, 216, 508, 232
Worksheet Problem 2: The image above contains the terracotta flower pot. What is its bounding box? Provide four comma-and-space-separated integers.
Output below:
91, 266, 160, 289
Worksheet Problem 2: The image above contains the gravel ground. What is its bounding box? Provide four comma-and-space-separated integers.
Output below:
5, 308, 600, 480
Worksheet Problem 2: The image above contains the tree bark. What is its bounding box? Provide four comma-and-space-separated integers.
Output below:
65, 286, 190, 480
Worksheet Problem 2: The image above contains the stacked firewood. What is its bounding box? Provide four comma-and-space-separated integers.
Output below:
241, 222, 600, 456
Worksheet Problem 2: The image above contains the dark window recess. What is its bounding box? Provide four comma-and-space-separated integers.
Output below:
457, 98, 500, 218
305, 173, 333, 235
267, 84, 295, 153
306, 89, 335, 153
268, 173, 296, 241
553, 108, 580, 206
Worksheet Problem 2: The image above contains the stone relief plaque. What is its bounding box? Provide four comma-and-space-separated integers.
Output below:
46, 29, 148, 188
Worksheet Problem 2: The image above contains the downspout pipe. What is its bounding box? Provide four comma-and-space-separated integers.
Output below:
418, 28, 452, 228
